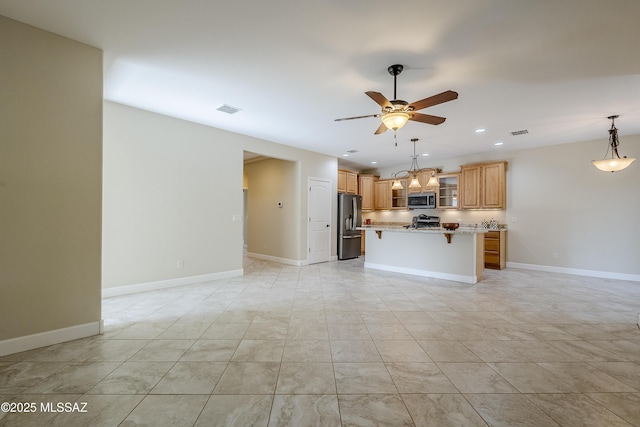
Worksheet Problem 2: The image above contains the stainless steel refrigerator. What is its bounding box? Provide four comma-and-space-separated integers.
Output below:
338, 193, 362, 260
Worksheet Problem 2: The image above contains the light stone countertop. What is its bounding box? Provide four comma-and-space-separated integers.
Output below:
357, 225, 488, 234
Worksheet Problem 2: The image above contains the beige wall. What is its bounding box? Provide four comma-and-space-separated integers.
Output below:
0, 16, 103, 342
245, 158, 299, 260
103, 102, 338, 291
241, 141, 339, 261
364, 135, 640, 278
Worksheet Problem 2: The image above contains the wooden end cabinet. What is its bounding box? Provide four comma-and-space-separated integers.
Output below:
484, 230, 507, 269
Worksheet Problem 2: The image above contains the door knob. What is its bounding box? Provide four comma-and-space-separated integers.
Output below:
326, 224, 330, 227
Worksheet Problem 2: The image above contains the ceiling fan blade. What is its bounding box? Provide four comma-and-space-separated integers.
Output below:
409, 113, 447, 125
408, 90, 458, 111
335, 114, 381, 121
374, 122, 388, 134
365, 91, 392, 109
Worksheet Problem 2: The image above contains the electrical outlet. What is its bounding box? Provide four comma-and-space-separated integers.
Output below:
177, 259, 184, 269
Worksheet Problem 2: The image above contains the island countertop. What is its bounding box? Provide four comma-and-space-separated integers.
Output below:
357, 225, 488, 235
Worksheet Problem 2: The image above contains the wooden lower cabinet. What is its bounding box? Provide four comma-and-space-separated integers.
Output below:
484, 230, 506, 269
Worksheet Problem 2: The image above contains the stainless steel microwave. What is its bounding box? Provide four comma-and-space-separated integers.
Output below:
407, 192, 436, 209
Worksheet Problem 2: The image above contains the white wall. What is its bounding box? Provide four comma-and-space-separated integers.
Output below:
363, 135, 640, 279
0, 16, 103, 350
103, 102, 244, 290
103, 102, 338, 292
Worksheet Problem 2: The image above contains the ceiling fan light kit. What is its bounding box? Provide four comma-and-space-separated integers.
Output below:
592, 115, 635, 172
335, 64, 458, 134
382, 111, 410, 130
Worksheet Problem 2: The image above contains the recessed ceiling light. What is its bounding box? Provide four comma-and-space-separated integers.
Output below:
475, 128, 486, 133
421, 153, 430, 156
494, 142, 504, 146
370, 161, 377, 164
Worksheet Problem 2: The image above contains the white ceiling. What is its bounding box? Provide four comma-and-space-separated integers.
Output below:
2, 0, 639, 169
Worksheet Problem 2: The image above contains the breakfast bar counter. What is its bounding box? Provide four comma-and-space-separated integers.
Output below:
358, 225, 487, 284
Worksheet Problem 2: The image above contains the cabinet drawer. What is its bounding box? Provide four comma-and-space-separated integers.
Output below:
485, 231, 500, 239
485, 239, 500, 252
485, 252, 501, 266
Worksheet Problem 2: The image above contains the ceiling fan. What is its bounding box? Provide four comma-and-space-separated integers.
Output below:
335, 64, 458, 134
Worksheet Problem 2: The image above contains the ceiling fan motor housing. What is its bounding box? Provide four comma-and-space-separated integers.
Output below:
388, 64, 404, 76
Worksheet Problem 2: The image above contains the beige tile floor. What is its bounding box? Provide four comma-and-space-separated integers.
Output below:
1, 256, 640, 426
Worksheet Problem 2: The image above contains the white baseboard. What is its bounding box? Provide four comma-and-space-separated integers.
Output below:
364, 261, 478, 284
246, 252, 304, 266
0, 321, 102, 358
102, 269, 244, 298
506, 262, 640, 282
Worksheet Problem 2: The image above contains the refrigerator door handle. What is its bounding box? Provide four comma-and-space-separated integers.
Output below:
342, 235, 362, 239
352, 197, 358, 229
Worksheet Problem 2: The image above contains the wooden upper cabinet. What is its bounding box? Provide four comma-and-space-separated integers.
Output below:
337, 170, 346, 193
373, 180, 391, 210
437, 173, 459, 209
460, 161, 507, 209
482, 162, 506, 209
346, 172, 358, 194
359, 174, 377, 211
460, 166, 481, 209
338, 170, 358, 194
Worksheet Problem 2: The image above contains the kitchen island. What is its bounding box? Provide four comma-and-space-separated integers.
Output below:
359, 225, 487, 284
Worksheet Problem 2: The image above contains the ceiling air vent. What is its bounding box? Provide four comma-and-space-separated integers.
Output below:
216, 104, 241, 114
347, 150, 359, 153
510, 129, 529, 136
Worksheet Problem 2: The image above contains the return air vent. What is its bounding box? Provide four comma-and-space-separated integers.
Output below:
510, 129, 529, 136
346, 149, 359, 153
216, 104, 242, 114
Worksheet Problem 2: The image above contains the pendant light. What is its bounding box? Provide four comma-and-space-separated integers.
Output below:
426, 172, 439, 187
592, 115, 635, 172
390, 138, 439, 189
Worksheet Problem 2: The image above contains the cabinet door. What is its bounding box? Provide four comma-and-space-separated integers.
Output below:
337, 170, 346, 193
460, 166, 481, 209
373, 180, 391, 210
359, 175, 375, 211
482, 162, 506, 209
346, 172, 358, 194
437, 173, 459, 209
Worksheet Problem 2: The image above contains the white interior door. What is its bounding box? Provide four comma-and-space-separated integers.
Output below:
307, 177, 332, 264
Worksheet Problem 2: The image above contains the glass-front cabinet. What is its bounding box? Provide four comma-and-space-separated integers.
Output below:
437, 173, 459, 209
391, 179, 407, 209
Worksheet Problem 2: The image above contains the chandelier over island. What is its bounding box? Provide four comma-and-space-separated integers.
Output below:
391, 138, 439, 190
